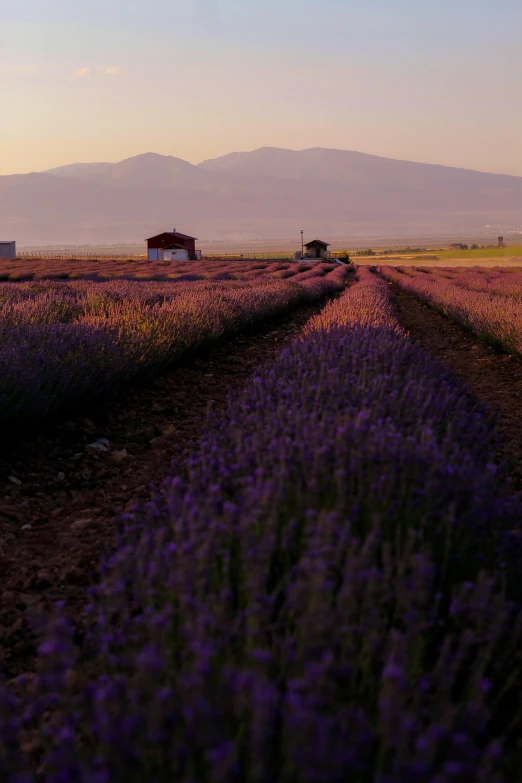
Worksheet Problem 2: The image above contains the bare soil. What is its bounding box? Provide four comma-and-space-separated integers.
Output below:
392, 285, 522, 484
0, 301, 324, 679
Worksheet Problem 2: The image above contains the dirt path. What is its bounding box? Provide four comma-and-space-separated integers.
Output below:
392, 284, 522, 483
0, 301, 324, 679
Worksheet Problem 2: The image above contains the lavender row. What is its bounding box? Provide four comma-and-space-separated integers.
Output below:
0, 266, 345, 322
448, 268, 522, 300
0, 259, 342, 284
411, 266, 522, 299
0, 269, 349, 431
305, 266, 403, 333
2, 272, 521, 781
380, 265, 522, 355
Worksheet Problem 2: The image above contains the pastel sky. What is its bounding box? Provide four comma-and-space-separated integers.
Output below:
1, 0, 521, 176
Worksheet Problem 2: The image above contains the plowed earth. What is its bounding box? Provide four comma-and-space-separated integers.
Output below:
0, 301, 326, 679
392, 284, 522, 487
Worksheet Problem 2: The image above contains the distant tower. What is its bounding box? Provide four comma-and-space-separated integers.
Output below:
498, 236, 505, 248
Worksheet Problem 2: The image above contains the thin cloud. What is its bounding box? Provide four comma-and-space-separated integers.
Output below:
73, 66, 123, 78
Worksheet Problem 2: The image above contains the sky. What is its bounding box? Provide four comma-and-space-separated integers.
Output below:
1, 0, 521, 176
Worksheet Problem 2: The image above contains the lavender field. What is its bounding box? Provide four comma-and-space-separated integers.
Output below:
0, 263, 348, 431
1, 265, 522, 782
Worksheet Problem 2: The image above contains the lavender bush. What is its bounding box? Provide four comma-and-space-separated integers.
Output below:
1, 270, 521, 781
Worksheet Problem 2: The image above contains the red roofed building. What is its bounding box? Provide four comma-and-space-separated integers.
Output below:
146, 229, 200, 261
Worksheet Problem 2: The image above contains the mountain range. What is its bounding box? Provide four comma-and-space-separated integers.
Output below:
1, 147, 521, 245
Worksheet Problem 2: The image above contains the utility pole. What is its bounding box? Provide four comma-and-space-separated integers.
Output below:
300, 230, 304, 259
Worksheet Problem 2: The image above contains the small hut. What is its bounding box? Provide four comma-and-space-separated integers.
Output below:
0, 241, 16, 259
304, 239, 329, 260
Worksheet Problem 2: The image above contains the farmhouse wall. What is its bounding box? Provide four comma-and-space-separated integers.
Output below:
0, 241, 16, 259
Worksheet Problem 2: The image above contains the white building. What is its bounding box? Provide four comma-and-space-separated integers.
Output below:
162, 247, 202, 261
0, 241, 16, 259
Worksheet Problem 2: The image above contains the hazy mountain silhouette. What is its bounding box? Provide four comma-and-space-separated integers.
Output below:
46, 161, 113, 180
1, 147, 520, 244
48, 153, 217, 189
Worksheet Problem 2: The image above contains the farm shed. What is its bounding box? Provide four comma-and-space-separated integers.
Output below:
146, 230, 201, 261
304, 239, 330, 259
0, 241, 16, 259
